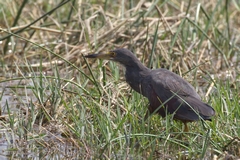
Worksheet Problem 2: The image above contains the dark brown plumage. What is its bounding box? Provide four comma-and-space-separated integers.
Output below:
84, 48, 215, 131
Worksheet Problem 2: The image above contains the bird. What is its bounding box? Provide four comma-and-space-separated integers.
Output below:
84, 48, 215, 132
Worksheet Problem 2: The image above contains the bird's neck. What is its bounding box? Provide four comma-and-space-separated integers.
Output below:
124, 62, 150, 96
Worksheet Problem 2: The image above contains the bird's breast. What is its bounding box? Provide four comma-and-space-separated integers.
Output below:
125, 67, 151, 97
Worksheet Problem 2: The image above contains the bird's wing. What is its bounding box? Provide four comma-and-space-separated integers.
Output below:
150, 69, 200, 99
149, 69, 215, 120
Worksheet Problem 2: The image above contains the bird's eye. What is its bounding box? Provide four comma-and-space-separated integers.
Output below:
109, 51, 116, 57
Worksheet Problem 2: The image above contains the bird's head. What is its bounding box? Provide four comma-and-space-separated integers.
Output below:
84, 48, 138, 66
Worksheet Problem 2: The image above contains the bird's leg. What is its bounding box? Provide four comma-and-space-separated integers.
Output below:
183, 122, 189, 132
144, 106, 153, 121
144, 110, 151, 122
144, 110, 150, 121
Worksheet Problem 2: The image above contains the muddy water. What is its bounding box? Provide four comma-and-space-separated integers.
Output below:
0, 79, 84, 159
0, 80, 36, 159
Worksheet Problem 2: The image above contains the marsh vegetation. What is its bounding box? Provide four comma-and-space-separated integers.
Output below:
0, 0, 239, 159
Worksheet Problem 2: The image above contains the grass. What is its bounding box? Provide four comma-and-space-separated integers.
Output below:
0, 0, 239, 159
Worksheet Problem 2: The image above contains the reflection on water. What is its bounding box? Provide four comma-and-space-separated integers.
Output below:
0, 80, 85, 159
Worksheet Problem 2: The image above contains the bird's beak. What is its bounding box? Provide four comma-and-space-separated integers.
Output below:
84, 52, 112, 60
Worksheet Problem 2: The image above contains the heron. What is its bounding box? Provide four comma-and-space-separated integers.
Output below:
84, 48, 215, 132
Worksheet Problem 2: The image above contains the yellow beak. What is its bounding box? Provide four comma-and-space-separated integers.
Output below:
84, 52, 112, 59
